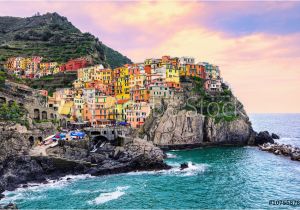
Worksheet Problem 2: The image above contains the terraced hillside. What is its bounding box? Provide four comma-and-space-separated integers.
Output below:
0, 12, 132, 68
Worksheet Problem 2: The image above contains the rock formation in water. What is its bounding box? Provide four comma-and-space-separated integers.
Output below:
259, 143, 300, 161
254, 131, 275, 145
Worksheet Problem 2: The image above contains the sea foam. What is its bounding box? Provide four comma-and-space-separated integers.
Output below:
166, 153, 177, 158
167, 161, 208, 176
127, 161, 208, 177
88, 186, 129, 205
0, 174, 93, 204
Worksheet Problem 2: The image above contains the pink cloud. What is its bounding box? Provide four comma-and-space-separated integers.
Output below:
0, 1, 299, 113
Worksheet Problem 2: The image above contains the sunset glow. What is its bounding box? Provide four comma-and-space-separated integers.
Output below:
1, 1, 299, 113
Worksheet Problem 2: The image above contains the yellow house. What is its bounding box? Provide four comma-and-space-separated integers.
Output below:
49, 62, 58, 69
166, 64, 180, 84
77, 67, 84, 81
144, 59, 152, 65
22, 58, 32, 70
115, 66, 130, 100
73, 94, 84, 121
129, 74, 146, 88
58, 100, 74, 117
53, 66, 60, 74
95, 95, 116, 121
83, 67, 94, 82
78, 65, 100, 83
115, 99, 131, 122
95, 68, 113, 84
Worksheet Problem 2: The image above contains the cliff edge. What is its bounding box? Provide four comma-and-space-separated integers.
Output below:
137, 77, 256, 148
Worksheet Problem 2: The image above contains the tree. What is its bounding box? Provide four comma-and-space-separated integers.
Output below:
0, 103, 9, 119
9, 102, 22, 120
0, 102, 24, 121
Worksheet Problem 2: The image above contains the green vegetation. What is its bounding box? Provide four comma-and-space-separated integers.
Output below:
0, 101, 28, 126
185, 76, 239, 123
27, 72, 77, 94
0, 13, 131, 68
0, 68, 26, 87
0, 69, 5, 88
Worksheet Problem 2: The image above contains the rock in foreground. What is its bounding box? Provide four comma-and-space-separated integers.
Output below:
88, 138, 170, 176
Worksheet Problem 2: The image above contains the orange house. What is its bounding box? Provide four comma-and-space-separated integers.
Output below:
83, 102, 93, 123
131, 85, 149, 102
166, 81, 181, 89
128, 66, 140, 75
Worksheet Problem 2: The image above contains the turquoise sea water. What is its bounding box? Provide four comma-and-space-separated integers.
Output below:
1, 114, 300, 209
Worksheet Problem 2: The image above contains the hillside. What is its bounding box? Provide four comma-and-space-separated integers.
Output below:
0, 12, 132, 69
28, 72, 77, 96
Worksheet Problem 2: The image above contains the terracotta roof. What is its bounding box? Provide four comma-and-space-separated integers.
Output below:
117, 99, 130, 104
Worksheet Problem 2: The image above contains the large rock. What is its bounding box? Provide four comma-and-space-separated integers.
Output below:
271, 133, 280, 139
0, 122, 86, 191
88, 138, 169, 176
152, 109, 205, 146
204, 117, 255, 145
254, 131, 274, 145
0, 123, 31, 163
0, 156, 46, 191
291, 152, 300, 161
139, 106, 255, 147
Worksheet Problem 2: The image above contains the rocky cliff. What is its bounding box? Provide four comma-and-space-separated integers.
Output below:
0, 122, 67, 192
138, 108, 255, 149
0, 122, 168, 193
46, 137, 168, 176
137, 79, 256, 148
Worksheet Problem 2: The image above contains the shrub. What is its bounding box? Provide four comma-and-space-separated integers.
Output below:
0, 102, 24, 121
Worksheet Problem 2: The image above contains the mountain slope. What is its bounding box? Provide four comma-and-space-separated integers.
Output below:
0, 12, 132, 68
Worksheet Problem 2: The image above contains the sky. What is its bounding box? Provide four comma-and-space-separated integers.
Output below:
1, 0, 300, 113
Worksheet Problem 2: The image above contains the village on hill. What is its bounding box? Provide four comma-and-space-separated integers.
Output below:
4, 55, 223, 128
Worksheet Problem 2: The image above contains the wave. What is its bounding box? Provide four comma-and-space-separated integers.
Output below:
166, 153, 177, 158
0, 191, 46, 204
294, 167, 300, 173
88, 186, 129, 205
127, 161, 208, 177
243, 146, 256, 149
167, 161, 208, 177
0, 174, 93, 204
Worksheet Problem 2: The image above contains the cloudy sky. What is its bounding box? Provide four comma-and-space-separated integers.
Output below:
1, 1, 300, 113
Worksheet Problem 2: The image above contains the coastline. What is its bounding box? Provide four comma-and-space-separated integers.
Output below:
3, 140, 299, 195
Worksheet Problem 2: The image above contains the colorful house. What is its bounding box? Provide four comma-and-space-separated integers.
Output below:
60, 57, 89, 72
126, 102, 151, 128
165, 64, 180, 85
47, 55, 223, 126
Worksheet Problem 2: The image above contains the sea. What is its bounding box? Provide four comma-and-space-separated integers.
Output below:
1, 114, 300, 209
